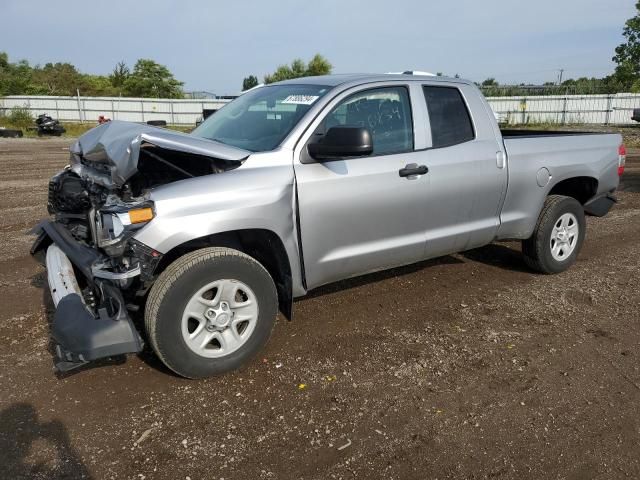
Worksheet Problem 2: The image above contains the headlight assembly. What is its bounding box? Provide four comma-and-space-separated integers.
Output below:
95, 203, 155, 252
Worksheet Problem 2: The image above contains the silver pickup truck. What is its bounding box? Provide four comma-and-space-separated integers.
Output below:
32, 73, 625, 378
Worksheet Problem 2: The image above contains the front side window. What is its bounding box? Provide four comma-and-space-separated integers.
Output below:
192, 84, 331, 152
423, 86, 475, 148
317, 86, 413, 156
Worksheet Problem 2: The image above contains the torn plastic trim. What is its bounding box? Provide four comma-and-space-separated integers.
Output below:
52, 289, 143, 373
33, 220, 101, 282
70, 120, 249, 189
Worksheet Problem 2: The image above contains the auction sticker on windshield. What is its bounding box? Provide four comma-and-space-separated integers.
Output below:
282, 95, 320, 105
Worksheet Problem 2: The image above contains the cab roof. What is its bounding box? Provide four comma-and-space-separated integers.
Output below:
274, 73, 472, 88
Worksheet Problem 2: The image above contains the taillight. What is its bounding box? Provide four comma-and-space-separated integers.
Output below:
618, 144, 626, 177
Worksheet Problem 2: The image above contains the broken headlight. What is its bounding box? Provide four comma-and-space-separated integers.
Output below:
95, 203, 155, 256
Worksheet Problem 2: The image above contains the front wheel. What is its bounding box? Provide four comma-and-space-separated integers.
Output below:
522, 195, 586, 274
145, 247, 278, 378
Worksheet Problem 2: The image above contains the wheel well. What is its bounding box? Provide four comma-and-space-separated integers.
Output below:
548, 176, 598, 204
155, 229, 293, 320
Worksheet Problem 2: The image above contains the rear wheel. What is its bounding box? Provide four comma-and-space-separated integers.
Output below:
145, 247, 278, 378
522, 195, 586, 274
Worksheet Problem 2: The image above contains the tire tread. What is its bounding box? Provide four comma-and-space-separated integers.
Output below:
145, 247, 275, 378
522, 195, 584, 274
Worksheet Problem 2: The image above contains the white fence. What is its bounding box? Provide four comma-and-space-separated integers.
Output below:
488, 93, 639, 125
2, 92, 640, 126
0, 95, 231, 125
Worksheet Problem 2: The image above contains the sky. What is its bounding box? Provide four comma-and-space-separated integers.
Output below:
1, 0, 636, 94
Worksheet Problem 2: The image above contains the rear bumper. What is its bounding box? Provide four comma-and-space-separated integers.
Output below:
33, 222, 143, 372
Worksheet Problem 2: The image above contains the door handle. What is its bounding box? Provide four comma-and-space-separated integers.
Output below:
496, 151, 506, 169
399, 163, 428, 178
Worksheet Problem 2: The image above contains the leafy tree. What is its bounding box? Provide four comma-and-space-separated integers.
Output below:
242, 75, 259, 91
290, 59, 307, 77
482, 78, 498, 87
264, 64, 295, 84
122, 59, 184, 98
30, 62, 84, 95
304, 54, 331, 76
560, 77, 612, 94
613, 1, 640, 91
0, 53, 33, 96
110, 61, 130, 89
263, 54, 332, 84
83, 74, 119, 96
0, 52, 185, 97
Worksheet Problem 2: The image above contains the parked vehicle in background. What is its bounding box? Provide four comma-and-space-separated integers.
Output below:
35, 113, 65, 136
32, 73, 624, 378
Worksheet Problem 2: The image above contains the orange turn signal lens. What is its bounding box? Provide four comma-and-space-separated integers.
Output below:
128, 207, 154, 224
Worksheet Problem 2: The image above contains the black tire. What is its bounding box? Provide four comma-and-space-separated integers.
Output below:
146, 120, 167, 127
145, 247, 278, 378
522, 195, 586, 274
0, 129, 23, 138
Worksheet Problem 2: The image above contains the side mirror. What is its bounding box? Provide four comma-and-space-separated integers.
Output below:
307, 126, 373, 160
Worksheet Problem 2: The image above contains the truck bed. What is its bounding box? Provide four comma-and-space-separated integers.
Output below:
497, 128, 622, 240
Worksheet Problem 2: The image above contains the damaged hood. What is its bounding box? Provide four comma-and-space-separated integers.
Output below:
70, 120, 249, 189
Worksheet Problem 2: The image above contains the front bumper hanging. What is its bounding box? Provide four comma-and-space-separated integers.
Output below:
33, 221, 144, 372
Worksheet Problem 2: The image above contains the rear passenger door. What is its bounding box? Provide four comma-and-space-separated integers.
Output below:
420, 84, 507, 258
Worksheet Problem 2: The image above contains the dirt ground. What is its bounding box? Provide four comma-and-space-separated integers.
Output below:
1, 138, 640, 480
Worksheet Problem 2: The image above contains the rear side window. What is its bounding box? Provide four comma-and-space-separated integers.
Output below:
422, 86, 474, 148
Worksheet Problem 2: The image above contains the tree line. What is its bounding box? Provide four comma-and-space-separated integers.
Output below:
242, 54, 332, 90
0, 54, 184, 98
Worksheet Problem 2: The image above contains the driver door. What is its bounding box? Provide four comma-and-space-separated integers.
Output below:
294, 85, 429, 289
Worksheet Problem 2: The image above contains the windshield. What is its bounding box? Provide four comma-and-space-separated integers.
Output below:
191, 84, 332, 152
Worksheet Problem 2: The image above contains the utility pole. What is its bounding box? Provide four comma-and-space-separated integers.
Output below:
557, 69, 564, 85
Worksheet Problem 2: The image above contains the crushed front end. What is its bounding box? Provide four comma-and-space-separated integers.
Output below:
31, 121, 246, 372
32, 169, 163, 372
